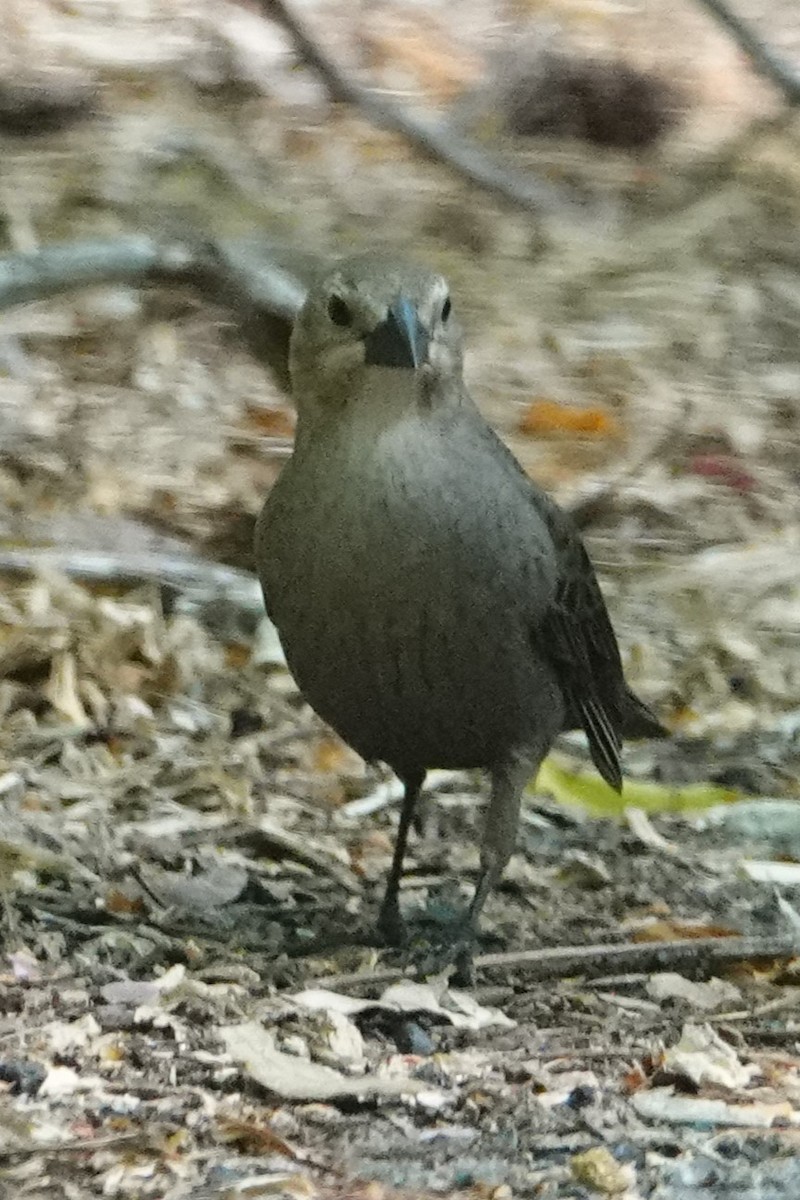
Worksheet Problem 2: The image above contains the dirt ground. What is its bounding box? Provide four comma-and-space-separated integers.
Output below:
1, 1, 800, 1197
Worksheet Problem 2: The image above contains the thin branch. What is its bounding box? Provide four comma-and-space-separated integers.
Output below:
0, 544, 258, 598
697, 0, 800, 106
476, 932, 798, 978
256, 0, 585, 220
0, 234, 311, 386
308, 933, 799, 991
0, 236, 192, 310
0, 545, 269, 643
0, 233, 307, 321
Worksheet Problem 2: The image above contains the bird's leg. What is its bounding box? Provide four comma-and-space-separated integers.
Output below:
411, 791, 430, 838
377, 769, 424, 947
451, 751, 538, 984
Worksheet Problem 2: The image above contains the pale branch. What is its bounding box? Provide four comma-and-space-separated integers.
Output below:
256, 0, 585, 221
0, 545, 266, 639
0, 544, 258, 598
476, 932, 799, 978
0, 236, 193, 311
309, 932, 799, 990
696, 0, 800, 106
0, 235, 311, 385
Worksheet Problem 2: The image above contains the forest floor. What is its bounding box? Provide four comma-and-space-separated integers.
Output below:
1, 1, 800, 1197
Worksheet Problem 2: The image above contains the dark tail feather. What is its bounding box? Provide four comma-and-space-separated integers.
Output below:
580, 697, 623, 793
621, 688, 669, 740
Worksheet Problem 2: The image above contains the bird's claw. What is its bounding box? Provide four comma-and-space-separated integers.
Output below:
377, 904, 476, 986
416, 927, 476, 987
376, 900, 408, 948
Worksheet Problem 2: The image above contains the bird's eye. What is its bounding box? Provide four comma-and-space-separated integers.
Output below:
327, 295, 352, 327
441, 295, 452, 322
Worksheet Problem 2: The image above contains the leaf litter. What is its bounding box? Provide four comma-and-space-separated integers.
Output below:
2, 0, 800, 1197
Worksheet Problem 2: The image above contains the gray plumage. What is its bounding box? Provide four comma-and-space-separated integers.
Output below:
255, 253, 665, 971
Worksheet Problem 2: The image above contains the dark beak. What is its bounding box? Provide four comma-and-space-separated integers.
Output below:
363, 298, 429, 370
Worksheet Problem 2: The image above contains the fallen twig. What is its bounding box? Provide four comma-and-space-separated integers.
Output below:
256, 0, 584, 220
338, 769, 466, 820
696, 0, 800, 106
245, 816, 360, 894
308, 933, 799, 991
0, 542, 273, 650
0, 544, 260, 604
0, 1132, 145, 1161
478, 933, 799, 978
0, 234, 311, 386
0, 235, 192, 311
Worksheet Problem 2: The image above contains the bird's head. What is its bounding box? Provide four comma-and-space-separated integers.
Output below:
288, 255, 465, 423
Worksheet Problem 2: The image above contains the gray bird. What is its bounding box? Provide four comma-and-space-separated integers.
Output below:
255, 254, 666, 973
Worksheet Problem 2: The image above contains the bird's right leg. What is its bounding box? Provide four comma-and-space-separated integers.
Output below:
452, 748, 542, 983
414, 750, 538, 984
376, 769, 424, 947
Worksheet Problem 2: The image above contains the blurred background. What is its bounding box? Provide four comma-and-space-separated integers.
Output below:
2, 2, 800, 1192
2, 0, 800, 786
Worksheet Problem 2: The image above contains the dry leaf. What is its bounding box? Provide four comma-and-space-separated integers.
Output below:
242, 404, 296, 439
571, 1146, 634, 1195
688, 453, 757, 493
44, 651, 89, 726
216, 1117, 299, 1160
646, 973, 742, 1011
632, 919, 740, 942
137, 862, 248, 911
663, 1023, 759, 1090
293, 982, 514, 1032
219, 1022, 441, 1103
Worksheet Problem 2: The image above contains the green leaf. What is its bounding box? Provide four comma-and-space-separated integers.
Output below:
532, 756, 740, 818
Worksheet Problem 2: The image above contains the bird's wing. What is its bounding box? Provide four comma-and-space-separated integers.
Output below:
466, 419, 630, 789
533, 494, 627, 791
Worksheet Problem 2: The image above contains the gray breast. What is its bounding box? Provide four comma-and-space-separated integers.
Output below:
257, 415, 565, 774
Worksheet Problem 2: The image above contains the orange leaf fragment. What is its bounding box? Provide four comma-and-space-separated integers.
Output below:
312, 736, 353, 774
519, 399, 620, 438
217, 1116, 298, 1159
105, 888, 145, 916
243, 404, 295, 438
632, 919, 739, 942
225, 643, 252, 670
350, 829, 394, 877
620, 1061, 648, 1094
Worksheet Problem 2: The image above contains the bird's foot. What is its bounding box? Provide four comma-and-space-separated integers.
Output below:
416, 926, 476, 987
376, 898, 408, 948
